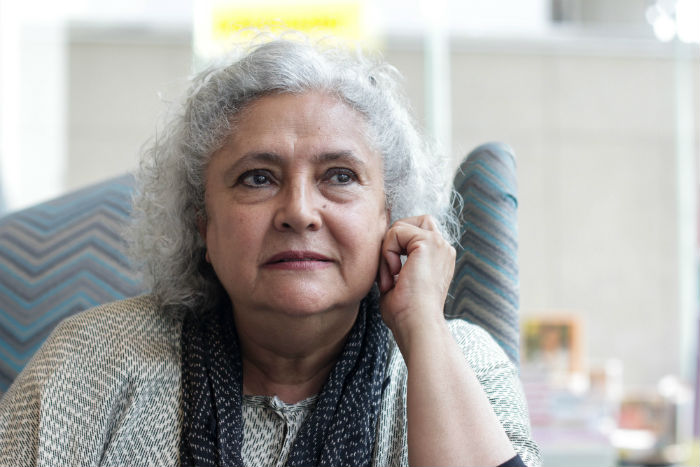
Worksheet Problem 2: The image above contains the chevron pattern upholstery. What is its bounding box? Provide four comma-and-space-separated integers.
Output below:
445, 143, 520, 366
0, 175, 146, 393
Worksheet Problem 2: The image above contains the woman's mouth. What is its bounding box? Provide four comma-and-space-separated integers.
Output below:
263, 251, 333, 270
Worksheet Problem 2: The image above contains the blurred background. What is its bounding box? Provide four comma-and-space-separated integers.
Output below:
0, 0, 698, 465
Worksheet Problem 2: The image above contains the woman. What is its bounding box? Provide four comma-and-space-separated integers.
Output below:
0, 37, 540, 466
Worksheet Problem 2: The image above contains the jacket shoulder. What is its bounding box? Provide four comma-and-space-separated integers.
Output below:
17, 295, 181, 389
0, 295, 183, 465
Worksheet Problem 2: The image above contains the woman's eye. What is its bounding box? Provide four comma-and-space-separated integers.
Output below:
239, 170, 273, 187
327, 169, 357, 185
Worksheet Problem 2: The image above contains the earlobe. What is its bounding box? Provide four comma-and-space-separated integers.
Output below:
196, 212, 208, 254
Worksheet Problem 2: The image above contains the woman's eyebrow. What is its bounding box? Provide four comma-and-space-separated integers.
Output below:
238, 152, 284, 165
314, 151, 367, 169
222, 152, 282, 179
222, 151, 367, 179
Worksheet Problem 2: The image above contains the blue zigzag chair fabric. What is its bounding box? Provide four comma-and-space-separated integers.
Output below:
0, 142, 520, 394
0, 175, 146, 393
445, 142, 520, 366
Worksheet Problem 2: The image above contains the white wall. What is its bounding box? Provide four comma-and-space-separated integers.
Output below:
66, 27, 192, 190
0, 2, 67, 211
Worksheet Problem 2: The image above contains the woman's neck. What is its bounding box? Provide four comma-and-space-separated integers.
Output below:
234, 306, 359, 404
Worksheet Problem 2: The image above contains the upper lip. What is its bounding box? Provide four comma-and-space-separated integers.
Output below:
264, 250, 333, 264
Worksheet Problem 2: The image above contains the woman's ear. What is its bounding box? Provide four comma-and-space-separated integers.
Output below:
196, 212, 207, 239
196, 213, 211, 263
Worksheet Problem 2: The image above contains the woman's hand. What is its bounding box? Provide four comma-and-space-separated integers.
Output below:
378, 215, 517, 466
377, 215, 456, 347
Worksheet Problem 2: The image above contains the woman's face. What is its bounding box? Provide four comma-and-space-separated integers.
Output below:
201, 91, 389, 318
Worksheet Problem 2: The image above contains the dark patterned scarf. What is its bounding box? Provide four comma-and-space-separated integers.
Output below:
180, 290, 389, 467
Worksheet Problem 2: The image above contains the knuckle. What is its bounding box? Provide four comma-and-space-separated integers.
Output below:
428, 230, 442, 242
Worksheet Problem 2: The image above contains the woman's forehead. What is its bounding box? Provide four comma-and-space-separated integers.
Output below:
235, 91, 363, 129
220, 92, 379, 163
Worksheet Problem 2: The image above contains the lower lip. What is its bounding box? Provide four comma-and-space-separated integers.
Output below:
263, 260, 333, 270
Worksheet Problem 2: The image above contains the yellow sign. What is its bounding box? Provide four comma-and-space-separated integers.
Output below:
211, 2, 365, 41
194, 0, 373, 62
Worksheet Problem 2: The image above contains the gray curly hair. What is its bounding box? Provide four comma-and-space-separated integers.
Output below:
127, 36, 459, 312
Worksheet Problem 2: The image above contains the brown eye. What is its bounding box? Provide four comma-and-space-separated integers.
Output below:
326, 168, 357, 185
332, 173, 351, 184
240, 170, 273, 187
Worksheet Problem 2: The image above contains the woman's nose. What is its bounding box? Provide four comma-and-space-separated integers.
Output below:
273, 180, 323, 232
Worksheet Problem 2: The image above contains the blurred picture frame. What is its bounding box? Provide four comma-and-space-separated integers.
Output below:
521, 314, 583, 375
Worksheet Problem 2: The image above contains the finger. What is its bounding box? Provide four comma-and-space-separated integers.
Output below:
383, 245, 403, 278
381, 223, 427, 278
378, 253, 393, 293
423, 215, 439, 232
392, 214, 439, 232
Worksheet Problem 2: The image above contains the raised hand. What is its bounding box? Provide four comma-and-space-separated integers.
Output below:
377, 215, 456, 348
378, 215, 517, 466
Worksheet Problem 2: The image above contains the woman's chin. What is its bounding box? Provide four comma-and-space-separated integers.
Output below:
249, 285, 364, 318
228, 275, 375, 319
263, 293, 343, 317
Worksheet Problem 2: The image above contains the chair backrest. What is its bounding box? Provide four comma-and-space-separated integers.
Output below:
0, 142, 520, 393
0, 175, 146, 392
445, 142, 520, 366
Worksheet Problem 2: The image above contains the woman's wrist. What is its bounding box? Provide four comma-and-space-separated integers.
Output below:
388, 308, 451, 362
